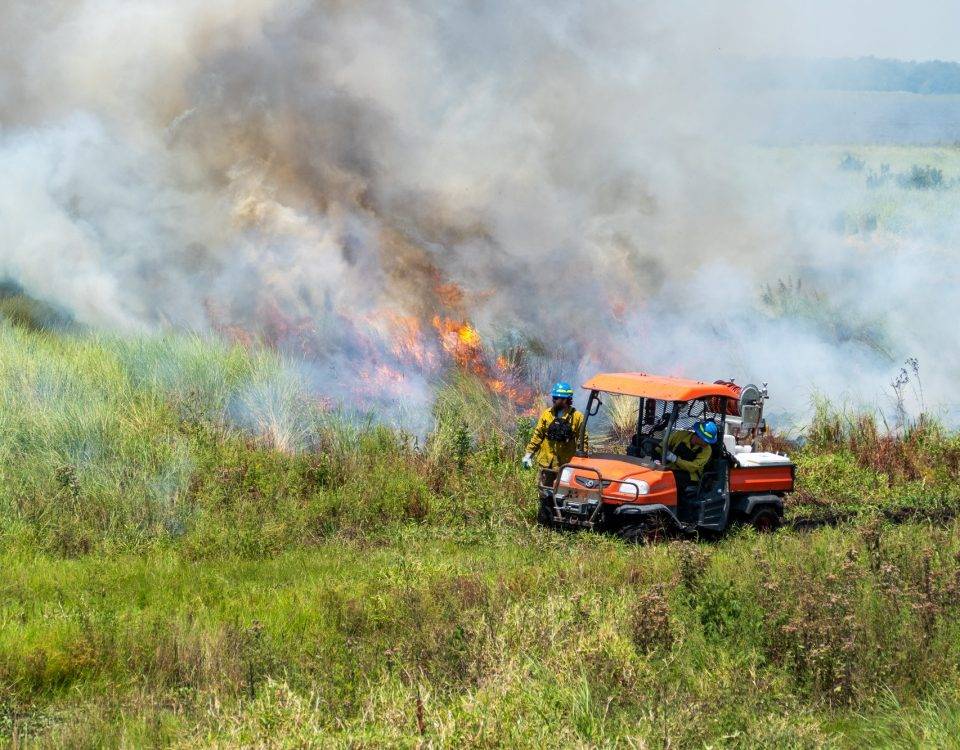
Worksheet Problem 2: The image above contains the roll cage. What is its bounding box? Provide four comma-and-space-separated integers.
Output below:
580, 390, 730, 461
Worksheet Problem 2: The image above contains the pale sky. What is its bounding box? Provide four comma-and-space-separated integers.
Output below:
712, 1, 960, 62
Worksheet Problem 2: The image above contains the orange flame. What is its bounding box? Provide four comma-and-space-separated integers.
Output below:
433, 316, 486, 372
205, 284, 540, 414
431, 315, 537, 413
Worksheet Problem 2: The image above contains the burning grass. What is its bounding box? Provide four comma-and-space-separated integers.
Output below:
207, 283, 541, 422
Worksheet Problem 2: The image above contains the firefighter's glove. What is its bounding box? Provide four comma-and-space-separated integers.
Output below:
521, 453, 534, 469
664, 451, 678, 464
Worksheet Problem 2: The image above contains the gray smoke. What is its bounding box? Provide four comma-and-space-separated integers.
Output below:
0, 1, 956, 423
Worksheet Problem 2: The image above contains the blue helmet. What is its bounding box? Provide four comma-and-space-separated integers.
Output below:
550, 381, 574, 399
694, 420, 719, 445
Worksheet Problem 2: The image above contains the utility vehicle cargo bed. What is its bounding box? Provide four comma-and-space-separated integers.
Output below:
729, 462, 795, 493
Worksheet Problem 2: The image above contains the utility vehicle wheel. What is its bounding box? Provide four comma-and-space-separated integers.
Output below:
618, 520, 666, 545
536, 500, 555, 528
749, 507, 782, 533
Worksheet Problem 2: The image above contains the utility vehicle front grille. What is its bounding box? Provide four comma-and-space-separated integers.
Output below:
575, 476, 611, 489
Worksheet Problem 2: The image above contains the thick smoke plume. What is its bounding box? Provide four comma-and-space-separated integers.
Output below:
0, 1, 955, 424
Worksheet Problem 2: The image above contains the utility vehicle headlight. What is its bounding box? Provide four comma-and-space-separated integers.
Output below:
559, 467, 574, 484
619, 479, 650, 496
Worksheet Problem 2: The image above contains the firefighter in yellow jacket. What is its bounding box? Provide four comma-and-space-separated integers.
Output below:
522, 382, 587, 481
659, 420, 719, 494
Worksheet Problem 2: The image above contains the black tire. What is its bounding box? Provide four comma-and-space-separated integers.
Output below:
749, 506, 782, 533
618, 519, 667, 545
618, 525, 645, 544
537, 499, 555, 528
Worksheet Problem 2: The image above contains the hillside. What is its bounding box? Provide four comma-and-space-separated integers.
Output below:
734, 56, 960, 95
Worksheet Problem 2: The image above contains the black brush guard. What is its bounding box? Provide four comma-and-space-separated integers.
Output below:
540, 463, 641, 529
539, 462, 695, 534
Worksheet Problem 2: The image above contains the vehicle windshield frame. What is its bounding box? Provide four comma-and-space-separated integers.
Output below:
581, 390, 681, 457
581, 391, 729, 459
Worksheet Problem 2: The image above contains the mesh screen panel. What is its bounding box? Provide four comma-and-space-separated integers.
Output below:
585, 394, 730, 456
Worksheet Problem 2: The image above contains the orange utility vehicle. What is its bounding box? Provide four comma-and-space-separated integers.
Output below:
537, 373, 794, 540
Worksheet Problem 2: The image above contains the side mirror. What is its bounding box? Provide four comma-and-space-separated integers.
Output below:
588, 392, 602, 416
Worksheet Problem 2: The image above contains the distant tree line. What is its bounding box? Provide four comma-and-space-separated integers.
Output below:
732, 56, 960, 95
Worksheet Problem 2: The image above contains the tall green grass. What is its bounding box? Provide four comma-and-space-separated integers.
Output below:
3, 319, 960, 746
7, 524, 960, 747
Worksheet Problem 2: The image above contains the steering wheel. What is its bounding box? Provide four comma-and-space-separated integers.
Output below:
639, 437, 660, 458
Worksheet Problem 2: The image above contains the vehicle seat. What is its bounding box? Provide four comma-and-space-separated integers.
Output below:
692, 442, 727, 498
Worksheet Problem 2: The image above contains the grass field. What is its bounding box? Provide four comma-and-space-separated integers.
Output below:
2, 314, 960, 748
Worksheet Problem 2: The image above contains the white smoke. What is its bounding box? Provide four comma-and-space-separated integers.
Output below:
0, 0, 956, 423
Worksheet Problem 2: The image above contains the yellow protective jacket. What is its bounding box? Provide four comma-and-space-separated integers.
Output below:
526, 407, 588, 469
665, 430, 712, 482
